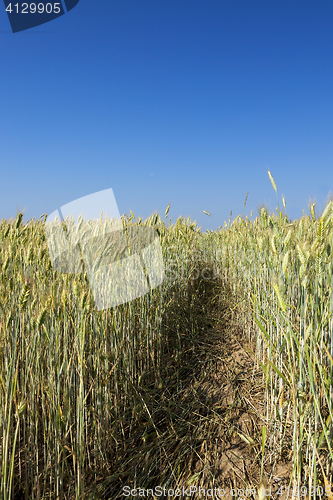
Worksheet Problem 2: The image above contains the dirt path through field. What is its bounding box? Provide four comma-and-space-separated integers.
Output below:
188, 318, 294, 499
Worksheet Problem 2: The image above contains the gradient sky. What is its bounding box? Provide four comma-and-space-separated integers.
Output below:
1, 0, 333, 231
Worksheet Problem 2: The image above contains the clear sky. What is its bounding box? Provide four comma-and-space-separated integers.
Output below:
1, 0, 333, 231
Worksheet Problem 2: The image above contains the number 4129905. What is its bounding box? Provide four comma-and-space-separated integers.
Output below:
6, 3, 62, 14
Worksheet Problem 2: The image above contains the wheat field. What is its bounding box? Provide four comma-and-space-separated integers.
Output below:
0, 173, 333, 498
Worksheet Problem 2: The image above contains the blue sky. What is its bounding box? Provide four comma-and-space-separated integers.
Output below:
1, 0, 333, 231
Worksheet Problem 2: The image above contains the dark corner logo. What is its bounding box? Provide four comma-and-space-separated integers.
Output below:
3, 0, 79, 33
